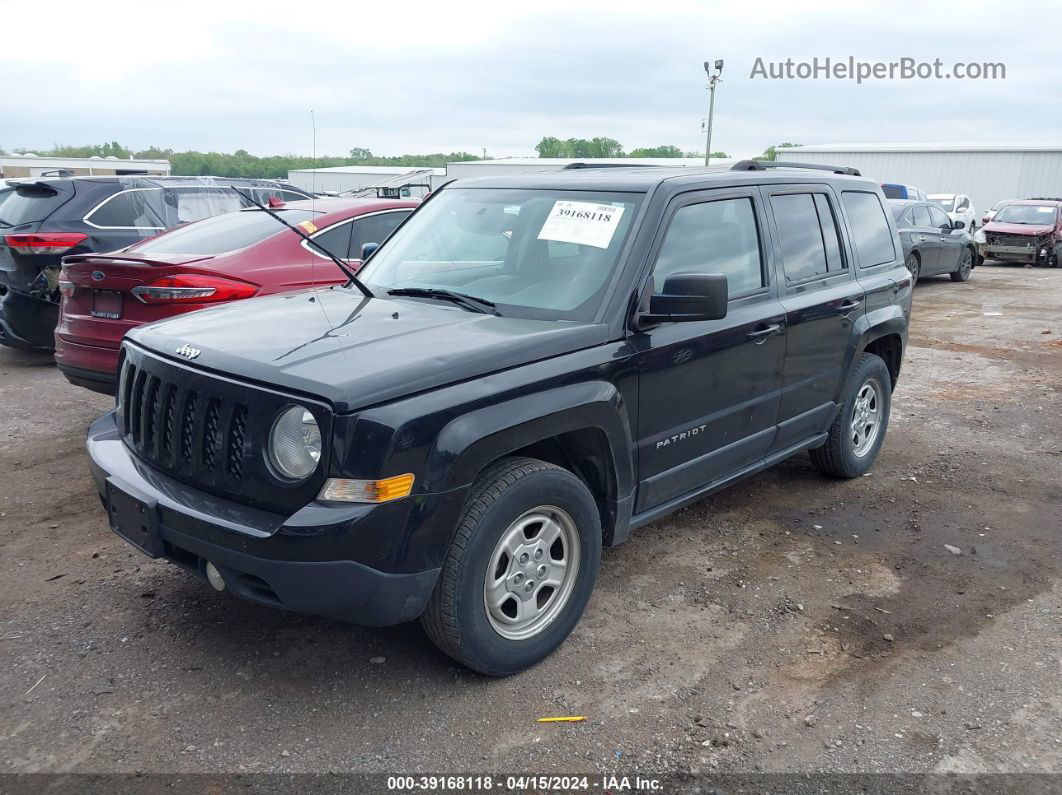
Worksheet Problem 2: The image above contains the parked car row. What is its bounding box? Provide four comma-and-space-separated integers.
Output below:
0, 173, 420, 389
878, 181, 1060, 268
0, 175, 314, 352
10, 158, 1025, 675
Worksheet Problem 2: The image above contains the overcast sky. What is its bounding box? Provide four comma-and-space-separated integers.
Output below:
2, 0, 1059, 159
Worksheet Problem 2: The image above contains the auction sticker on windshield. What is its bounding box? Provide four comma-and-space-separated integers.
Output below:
538, 201, 625, 249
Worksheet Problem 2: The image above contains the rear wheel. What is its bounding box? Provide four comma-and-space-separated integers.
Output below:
810, 353, 892, 479
420, 457, 601, 676
951, 247, 974, 282
905, 252, 921, 286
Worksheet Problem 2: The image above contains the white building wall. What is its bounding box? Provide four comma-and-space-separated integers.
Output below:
287, 167, 444, 194
776, 147, 1062, 217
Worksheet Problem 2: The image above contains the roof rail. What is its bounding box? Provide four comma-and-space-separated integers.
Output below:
730, 159, 861, 177
561, 162, 655, 170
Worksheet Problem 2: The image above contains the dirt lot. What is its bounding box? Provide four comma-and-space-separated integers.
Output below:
1, 265, 1060, 782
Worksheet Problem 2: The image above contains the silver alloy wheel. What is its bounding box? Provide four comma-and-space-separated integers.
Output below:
483, 505, 581, 641
960, 248, 972, 276
850, 378, 883, 458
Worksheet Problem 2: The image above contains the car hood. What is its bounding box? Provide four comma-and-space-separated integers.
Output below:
128, 287, 609, 412
983, 222, 1055, 236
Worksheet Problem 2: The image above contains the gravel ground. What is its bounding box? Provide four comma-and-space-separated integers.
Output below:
0, 264, 1060, 783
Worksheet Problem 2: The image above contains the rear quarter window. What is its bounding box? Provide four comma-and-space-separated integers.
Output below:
842, 191, 897, 268
85, 189, 167, 229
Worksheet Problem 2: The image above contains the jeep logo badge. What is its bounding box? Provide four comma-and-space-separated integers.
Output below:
175, 344, 201, 360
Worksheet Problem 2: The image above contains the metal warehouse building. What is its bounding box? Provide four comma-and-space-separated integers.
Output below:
777, 144, 1062, 217
287, 165, 445, 194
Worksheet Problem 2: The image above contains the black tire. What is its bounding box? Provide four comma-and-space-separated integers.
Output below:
950, 247, 974, 282
905, 252, 920, 286
809, 353, 892, 479
420, 457, 601, 676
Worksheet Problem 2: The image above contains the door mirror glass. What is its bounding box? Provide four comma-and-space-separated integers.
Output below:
952, 219, 965, 230
646, 273, 728, 322
361, 241, 380, 261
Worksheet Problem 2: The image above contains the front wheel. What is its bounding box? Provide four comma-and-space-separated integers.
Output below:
420, 457, 601, 676
951, 247, 974, 282
810, 353, 892, 479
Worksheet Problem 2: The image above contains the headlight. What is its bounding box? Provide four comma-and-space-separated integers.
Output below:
268, 406, 322, 481
974, 228, 986, 244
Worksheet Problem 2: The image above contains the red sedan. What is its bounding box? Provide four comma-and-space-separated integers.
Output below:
55, 197, 417, 393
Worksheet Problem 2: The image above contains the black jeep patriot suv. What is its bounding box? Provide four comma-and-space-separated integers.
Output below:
87, 161, 911, 676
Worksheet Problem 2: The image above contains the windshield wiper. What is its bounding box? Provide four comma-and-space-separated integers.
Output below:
387, 287, 500, 315
228, 186, 373, 299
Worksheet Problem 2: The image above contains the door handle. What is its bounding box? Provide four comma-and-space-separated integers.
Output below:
919, 235, 927, 242
746, 324, 782, 344
837, 299, 863, 313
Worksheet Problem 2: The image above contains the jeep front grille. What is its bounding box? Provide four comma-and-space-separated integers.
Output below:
119, 360, 246, 484
114, 344, 330, 513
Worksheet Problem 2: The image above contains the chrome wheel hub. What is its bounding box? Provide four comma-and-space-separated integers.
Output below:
850, 379, 882, 458
483, 506, 580, 641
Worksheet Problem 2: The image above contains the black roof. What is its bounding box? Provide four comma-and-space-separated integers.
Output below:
448, 164, 876, 193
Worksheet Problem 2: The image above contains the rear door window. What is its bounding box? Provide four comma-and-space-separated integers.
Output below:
311, 220, 354, 259
912, 204, 932, 227
771, 193, 842, 282
349, 210, 413, 258
842, 191, 897, 267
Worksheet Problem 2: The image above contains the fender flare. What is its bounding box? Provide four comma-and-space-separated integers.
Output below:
425, 381, 633, 495
852, 309, 907, 386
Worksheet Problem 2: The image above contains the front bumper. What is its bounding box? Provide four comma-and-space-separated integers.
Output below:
87, 411, 441, 626
980, 240, 1059, 265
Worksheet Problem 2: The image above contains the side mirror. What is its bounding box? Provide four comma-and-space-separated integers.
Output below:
644, 273, 728, 323
952, 220, 965, 230
361, 242, 380, 260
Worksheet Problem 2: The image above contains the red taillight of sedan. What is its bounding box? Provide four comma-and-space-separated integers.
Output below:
131, 274, 259, 305
4, 232, 88, 254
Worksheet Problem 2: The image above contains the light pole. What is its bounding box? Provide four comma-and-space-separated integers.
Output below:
703, 59, 724, 166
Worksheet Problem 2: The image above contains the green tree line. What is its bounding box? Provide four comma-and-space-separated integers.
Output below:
534, 136, 727, 159
3, 142, 482, 178
3, 138, 797, 175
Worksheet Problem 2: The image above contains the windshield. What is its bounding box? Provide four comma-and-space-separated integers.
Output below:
358, 188, 643, 321
993, 204, 1059, 225
928, 197, 955, 211
132, 208, 316, 255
